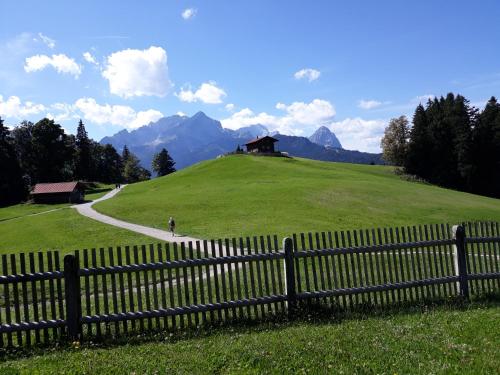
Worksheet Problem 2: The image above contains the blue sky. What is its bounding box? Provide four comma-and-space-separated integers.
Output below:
1, 0, 499, 152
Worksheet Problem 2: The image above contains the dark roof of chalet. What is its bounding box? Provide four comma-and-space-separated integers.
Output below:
32, 181, 82, 195
245, 135, 279, 146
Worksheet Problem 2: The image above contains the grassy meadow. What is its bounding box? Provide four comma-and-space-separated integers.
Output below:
95, 155, 500, 240
1, 300, 498, 374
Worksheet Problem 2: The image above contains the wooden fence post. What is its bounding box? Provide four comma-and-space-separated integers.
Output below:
452, 225, 469, 299
64, 254, 82, 340
283, 237, 297, 317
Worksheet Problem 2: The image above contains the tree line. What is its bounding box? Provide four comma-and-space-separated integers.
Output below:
0, 117, 176, 206
381, 93, 500, 198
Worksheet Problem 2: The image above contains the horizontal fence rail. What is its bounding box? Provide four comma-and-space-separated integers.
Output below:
0, 222, 498, 347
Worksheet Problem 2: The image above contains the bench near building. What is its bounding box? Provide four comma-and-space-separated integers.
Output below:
31, 181, 85, 204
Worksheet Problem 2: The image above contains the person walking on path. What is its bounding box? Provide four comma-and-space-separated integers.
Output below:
168, 216, 176, 237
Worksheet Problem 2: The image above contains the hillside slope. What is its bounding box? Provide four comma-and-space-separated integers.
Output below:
94, 155, 500, 239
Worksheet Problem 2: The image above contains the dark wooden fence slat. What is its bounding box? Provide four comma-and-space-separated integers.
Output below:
149, 244, 160, 329
364, 229, 378, 305
307, 233, 320, 299
2, 255, 13, 346
91, 248, 102, 337
10, 254, 22, 345
246, 237, 258, 318
202, 240, 214, 323
225, 238, 236, 319
19, 253, 30, 346
218, 239, 229, 320
232, 238, 244, 318
165, 243, 177, 329
267, 235, 279, 313
38, 252, 49, 342
54, 251, 64, 335
253, 237, 265, 317
347, 230, 359, 305
383, 228, 396, 303
116, 246, 128, 333
292, 234, 302, 295
334, 231, 347, 308
99, 248, 111, 337
260, 236, 271, 315
108, 247, 119, 334
210, 240, 223, 322
82, 249, 91, 336
141, 245, 153, 330
172, 243, 184, 328
180, 243, 192, 328
372, 229, 385, 306
125, 246, 136, 331
388, 228, 401, 302
195, 241, 207, 324
188, 242, 199, 327
239, 237, 252, 318
46, 252, 57, 341
352, 230, 364, 303
156, 243, 168, 329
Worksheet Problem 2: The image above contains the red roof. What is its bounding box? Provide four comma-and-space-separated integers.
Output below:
32, 181, 81, 195
245, 135, 278, 146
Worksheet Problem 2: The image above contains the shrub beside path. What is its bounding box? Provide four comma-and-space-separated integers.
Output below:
73, 185, 208, 249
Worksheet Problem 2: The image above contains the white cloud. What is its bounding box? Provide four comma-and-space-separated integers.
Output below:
74, 97, 163, 129
225, 103, 235, 112
221, 98, 335, 135
37, 33, 55, 49
177, 81, 227, 104
102, 46, 172, 98
176, 111, 187, 117
83, 52, 98, 65
329, 117, 387, 153
413, 94, 435, 103
358, 99, 383, 110
182, 8, 197, 20
0, 95, 46, 118
294, 68, 321, 82
24, 54, 82, 78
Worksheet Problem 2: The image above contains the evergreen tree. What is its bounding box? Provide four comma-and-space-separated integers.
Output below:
99, 144, 123, 183
0, 117, 26, 206
75, 119, 92, 180
405, 104, 432, 179
151, 148, 176, 176
123, 151, 150, 183
380, 116, 410, 166
470, 97, 500, 197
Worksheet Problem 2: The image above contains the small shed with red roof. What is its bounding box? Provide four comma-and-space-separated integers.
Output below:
31, 181, 85, 204
245, 135, 278, 153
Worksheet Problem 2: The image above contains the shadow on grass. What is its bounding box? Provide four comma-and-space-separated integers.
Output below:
1, 293, 499, 361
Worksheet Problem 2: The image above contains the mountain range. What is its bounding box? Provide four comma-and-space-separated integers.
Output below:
100, 111, 383, 171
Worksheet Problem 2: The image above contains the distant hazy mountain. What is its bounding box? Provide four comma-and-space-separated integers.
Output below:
100, 112, 383, 171
308, 126, 342, 148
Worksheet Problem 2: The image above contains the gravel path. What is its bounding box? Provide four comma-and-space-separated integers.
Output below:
73, 185, 209, 248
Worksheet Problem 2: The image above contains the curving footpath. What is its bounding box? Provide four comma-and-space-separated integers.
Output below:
73, 185, 208, 248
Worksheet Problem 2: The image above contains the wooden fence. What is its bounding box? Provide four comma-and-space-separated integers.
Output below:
0, 222, 498, 347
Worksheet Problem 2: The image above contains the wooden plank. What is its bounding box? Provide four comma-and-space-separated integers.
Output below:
259, 236, 271, 315
246, 237, 258, 318
320, 232, 334, 306
441, 224, 455, 295
406, 226, 418, 300
165, 243, 177, 329
490, 222, 500, 290
149, 244, 160, 329
54, 251, 64, 337
19, 253, 30, 346
10, 254, 22, 345
108, 247, 120, 335
267, 235, 278, 313
253, 237, 265, 317
334, 231, 347, 308
195, 241, 207, 324
2, 255, 13, 346
116, 246, 128, 333
239, 237, 252, 318
141, 245, 153, 330
232, 238, 244, 318
352, 230, 364, 304
99, 248, 111, 337
82, 249, 92, 337
347, 230, 359, 305
467, 222, 479, 294
180, 243, 192, 327
172, 243, 184, 328
157, 243, 168, 329
218, 239, 229, 320
28, 253, 40, 343
394, 228, 406, 301
307, 233, 320, 297
383, 228, 396, 303
202, 240, 214, 323
292, 234, 302, 295
476, 222, 488, 292
388, 228, 401, 302
225, 238, 236, 319
364, 229, 378, 305
434, 224, 448, 296
210, 240, 223, 322
38, 252, 49, 342
91, 248, 102, 337
125, 246, 136, 331
188, 242, 199, 327
300, 233, 311, 296
426, 225, 438, 298
372, 229, 384, 306
133, 246, 145, 331
46, 252, 57, 341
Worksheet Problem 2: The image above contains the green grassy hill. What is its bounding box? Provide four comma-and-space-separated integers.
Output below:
95, 155, 500, 239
